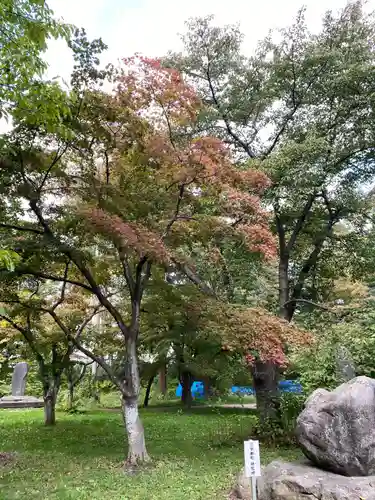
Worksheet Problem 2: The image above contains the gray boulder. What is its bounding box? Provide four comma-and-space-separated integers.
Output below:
257, 461, 375, 500
296, 376, 375, 476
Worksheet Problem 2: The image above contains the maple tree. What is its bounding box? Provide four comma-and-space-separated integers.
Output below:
142, 273, 310, 407
164, 1, 375, 419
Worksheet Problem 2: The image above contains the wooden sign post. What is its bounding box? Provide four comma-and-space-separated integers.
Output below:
244, 439, 261, 500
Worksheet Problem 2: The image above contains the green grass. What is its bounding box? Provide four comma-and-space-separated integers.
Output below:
0, 407, 300, 500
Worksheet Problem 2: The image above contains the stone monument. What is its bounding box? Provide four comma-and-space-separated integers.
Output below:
0, 361, 43, 408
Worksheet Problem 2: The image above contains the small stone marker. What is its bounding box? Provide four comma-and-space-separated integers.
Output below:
11, 362, 29, 397
244, 440, 261, 500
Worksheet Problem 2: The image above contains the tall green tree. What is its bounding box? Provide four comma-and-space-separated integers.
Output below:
165, 1, 375, 420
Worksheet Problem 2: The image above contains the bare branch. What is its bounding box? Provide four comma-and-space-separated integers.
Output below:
283, 298, 336, 313
171, 258, 217, 298
162, 183, 185, 239
75, 305, 103, 340
0, 313, 45, 367
46, 309, 127, 395
38, 144, 69, 195
285, 192, 317, 254
51, 260, 71, 311
119, 251, 135, 297
205, 58, 255, 158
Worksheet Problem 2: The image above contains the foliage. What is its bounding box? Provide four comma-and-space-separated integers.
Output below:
165, 2, 375, 322
279, 392, 305, 435
0, 0, 71, 117
0, 407, 300, 499
0, 47, 296, 424
290, 279, 375, 393
0, 250, 20, 271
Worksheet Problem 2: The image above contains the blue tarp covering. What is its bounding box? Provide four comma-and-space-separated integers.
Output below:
176, 381, 204, 398
231, 380, 302, 395
175, 380, 302, 398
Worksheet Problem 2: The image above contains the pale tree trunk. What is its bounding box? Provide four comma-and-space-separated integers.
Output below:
122, 336, 149, 466
122, 395, 149, 465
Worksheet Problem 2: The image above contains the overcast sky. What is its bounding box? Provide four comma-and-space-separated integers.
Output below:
44, 0, 366, 82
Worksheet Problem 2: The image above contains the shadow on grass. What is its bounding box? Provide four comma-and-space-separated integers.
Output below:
142, 405, 258, 416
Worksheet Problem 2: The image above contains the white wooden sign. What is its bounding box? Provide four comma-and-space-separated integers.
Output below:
244, 440, 261, 477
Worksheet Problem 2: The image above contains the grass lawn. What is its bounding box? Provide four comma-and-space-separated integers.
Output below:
0, 406, 300, 500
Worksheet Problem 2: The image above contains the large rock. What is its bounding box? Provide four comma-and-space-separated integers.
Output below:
296, 376, 375, 476
257, 461, 375, 500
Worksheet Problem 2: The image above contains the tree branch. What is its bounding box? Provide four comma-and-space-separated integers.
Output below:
10, 268, 93, 292
28, 199, 130, 338
205, 58, 255, 158
119, 251, 135, 298
0, 222, 44, 234
283, 298, 336, 313
171, 258, 217, 298
285, 192, 317, 254
47, 309, 128, 396
0, 313, 45, 368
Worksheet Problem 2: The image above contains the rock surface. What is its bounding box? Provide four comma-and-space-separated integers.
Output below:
296, 376, 375, 476
230, 468, 252, 499
257, 461, 375, 500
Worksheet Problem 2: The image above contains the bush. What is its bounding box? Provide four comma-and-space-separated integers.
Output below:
252, 392, 305, 446
279, 392, 305, 434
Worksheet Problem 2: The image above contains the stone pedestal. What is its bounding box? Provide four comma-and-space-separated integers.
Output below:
257, 461, 375, 500
0, 395, 44, 409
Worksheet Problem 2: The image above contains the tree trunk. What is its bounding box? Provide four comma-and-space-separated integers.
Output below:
122, 335, 150, 466
143, 374, 155, 408
248, 257, 288, 425
202, 376, 211, 400
67, 382, 74, 411
180, 371, 193, 407
279, 258, 292, 320
122, 395, 149, 466
251, 361, 280, 425
159, 365, 167, 396
44, 384, 59, 426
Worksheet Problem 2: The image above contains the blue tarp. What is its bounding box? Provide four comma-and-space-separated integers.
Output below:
175, 380, 302, 398
176, 381, 204, 398
231, 380, 302, 395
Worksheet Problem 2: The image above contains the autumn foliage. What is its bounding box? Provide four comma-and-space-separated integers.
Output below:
81, 55, 275, 264
182, 297, 313, 367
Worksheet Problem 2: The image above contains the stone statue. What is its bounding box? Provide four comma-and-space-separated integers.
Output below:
11, 362, 29, 397
0, 361, 43, 409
